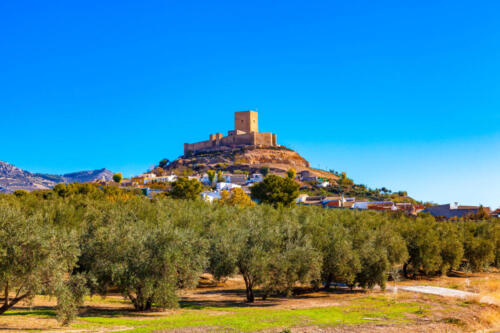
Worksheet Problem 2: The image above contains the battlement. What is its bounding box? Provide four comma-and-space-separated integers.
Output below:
184, 111, 277, 155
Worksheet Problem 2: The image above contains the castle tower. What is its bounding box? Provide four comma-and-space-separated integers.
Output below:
234, 110, 258, 133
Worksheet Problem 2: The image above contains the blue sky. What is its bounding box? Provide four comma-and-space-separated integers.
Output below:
1, 1, 499, 208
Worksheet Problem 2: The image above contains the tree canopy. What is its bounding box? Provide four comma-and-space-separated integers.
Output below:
169, 177, 203, 200
0, 184, 499, 323
250, 175, 300, 207
113, 172, 123, 183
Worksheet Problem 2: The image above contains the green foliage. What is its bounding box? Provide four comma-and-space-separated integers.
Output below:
209, 206, 320, 302
462, 221, 496, 271
250, 175, 299, 207
216, 170, 224, 183
398, 216, 443, 277
286, 168, 296, 179
207, 170, 216, 185
169, 177, 203, 200
112, 172, 122, 183
259, 166, 270, 177
219, 188, 255, 207
0, 186, 499, 324
12, 189, 28, 197
437, 223, 464, 272
78, 198, 207, 310
55, 274, 87, 325
159, 158, 170, 168
0, 199, 81, 321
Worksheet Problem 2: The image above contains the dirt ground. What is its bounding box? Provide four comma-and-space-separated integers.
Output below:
1, 272, 500, 332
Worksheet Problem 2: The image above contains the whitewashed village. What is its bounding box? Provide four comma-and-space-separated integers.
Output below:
106, 111, 499, 220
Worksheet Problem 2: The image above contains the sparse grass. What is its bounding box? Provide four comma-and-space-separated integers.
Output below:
441, 317, 466, 327
3, 275, 500, 332
5, 296, 426, 333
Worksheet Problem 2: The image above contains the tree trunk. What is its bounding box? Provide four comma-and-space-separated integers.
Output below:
242, 274, 254, 303
145, 299, 152, 311
4, 283, 8, 308
0, 288, 29, 315
403, 263, 409, 279
246, 287, 254, 303
128, 292, 138, 310
324, 275, 332, 290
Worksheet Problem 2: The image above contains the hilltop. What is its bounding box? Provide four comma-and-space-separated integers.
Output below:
162, 146, 338, 181
0, 160, 113, 193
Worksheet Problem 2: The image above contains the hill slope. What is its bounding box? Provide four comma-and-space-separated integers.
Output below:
163, 146, 337, 180
0, 161, 113, 193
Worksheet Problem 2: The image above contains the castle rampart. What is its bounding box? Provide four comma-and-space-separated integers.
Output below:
184, 111, 277, 155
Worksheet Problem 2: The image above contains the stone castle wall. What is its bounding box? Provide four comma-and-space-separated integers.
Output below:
184, 111, 277, 155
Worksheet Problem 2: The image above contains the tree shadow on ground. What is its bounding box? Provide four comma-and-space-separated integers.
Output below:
179, 299, 279, 309
78, 306, 166, 318
3, 306, 56, 317
180, 286, 371, 309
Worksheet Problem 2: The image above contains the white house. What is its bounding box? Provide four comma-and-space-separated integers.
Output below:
224, 174, 248, 184
296, 194, 309, 204
200, 173, 212, 185
353, 201, 397, 210
249, 173, 264, 183
139, 173, 156, 178
200, 191, 221, 203
143, 174, 177, 184
316, 181, 330, 188
216, 182, 242, 191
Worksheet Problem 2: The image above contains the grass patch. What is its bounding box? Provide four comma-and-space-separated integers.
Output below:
3, 309, 56, 318
71, 296, 426, 332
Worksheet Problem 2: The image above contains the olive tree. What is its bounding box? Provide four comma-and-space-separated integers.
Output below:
250, 175, 299, 207
208, 206, 320, 302
113, 172, 123, 183
0, 200, 84, 323
79, 199, 207, 310
169, 177, 203, 200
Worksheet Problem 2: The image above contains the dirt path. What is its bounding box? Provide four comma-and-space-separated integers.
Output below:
391, 285, 477, 298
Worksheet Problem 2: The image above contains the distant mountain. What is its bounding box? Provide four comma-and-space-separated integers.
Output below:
0, 161, 113, 193
37, 169, 114, 184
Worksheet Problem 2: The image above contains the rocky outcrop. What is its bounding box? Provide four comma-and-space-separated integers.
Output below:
163, 147, 337, 180
236, 148, 310, 169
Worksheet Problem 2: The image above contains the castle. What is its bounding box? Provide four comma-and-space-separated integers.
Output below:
184, 111, 278, 155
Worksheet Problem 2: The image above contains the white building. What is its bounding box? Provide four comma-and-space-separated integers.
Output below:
200, 191, 221, 203
139, 173, 156, 178
216, 182, 242, 191
296, 194, 309, 204
143, 174, 177, 184
353, 201, 397, 210
316, 181, 330, 188
224, 174, 248, 184
249, 173, 264, 183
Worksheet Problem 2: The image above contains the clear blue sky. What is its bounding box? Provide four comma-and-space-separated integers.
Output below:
1, 1, 499, 208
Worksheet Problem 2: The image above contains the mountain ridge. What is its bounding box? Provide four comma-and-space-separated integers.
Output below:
0, 160, 113, 193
